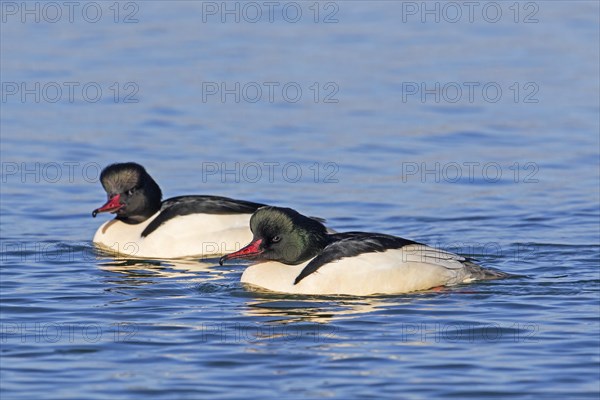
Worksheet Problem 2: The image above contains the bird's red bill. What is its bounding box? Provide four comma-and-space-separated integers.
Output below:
220, 239, 263, 264
92, 194, 123, 217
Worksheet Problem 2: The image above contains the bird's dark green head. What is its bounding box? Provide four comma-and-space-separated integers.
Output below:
220, 206, 329, 265
92, 162, 162, 223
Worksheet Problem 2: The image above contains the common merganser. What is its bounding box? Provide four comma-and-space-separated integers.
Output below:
220, 206, 510, 295
92, 162, 266, 258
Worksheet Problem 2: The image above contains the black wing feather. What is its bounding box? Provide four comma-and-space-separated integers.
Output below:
141, 195, 265, 237
294, 232, 420, 284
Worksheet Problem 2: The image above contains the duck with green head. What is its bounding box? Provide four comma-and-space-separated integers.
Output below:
220, 206, 510, 295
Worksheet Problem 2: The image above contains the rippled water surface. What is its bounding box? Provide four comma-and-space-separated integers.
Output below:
1, 1, 599, 399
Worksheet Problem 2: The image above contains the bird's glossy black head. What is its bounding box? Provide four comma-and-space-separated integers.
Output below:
92, 162, 162, 223
220, 206, 329, 265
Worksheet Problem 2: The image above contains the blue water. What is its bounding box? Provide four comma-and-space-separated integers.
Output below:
1, 1, 599, 398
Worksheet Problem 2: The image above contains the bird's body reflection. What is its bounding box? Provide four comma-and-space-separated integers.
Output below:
98, 256, 219, 279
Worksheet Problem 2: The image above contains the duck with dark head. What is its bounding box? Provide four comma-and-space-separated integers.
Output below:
92, 162, 266, 258
220, 206, 510, 295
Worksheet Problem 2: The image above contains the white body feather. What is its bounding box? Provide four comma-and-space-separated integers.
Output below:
241, 244, 479, 295
93, 212, 253, 258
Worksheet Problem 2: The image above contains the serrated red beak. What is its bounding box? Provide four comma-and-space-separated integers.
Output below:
92, 194, 123, 217
219, 239, 263, 265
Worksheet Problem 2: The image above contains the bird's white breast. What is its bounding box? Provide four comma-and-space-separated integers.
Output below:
93, 212, 253, 258
241, 245, 473, 295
